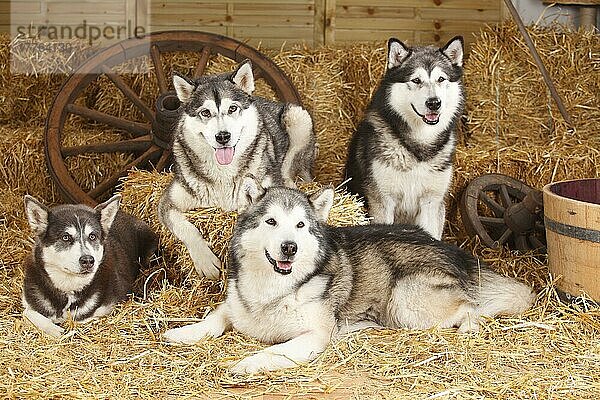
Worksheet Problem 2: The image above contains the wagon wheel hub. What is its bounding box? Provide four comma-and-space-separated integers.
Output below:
152, 91, 180, 149
45, 31, 302, 206
503, 189, 543, 236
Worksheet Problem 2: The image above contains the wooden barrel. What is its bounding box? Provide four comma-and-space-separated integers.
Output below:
543, 178, 600, 300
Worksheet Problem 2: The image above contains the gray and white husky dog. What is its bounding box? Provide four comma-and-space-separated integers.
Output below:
22, 195, 157, 337
163, 177, 534, 373
345, 37, 465, 240
158, 60, 316, 279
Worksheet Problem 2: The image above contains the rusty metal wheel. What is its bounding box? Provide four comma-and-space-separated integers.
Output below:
460, 173, 546, 252
45, 31, 301, 206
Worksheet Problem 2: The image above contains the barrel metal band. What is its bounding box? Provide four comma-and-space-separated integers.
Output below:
544, 217, 600, 243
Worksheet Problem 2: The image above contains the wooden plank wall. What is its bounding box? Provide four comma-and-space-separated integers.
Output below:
149, 0, 317, 48
330, 0, 504, 46
3, 0, 507, 48
2, 0, 141, 45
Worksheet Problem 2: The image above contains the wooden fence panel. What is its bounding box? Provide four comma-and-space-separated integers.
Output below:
3, 0, 505, 48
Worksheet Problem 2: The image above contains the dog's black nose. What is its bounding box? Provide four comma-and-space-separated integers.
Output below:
215, 131, 231, 145
281, 241, 297, 257
425, 97, 441, 111
79, 255, 94, 270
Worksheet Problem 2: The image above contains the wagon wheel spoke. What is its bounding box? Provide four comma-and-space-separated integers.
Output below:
499, 184, 513, 208
479, 216, 505, 227
193, 46, 212, 78
155, 149, 172, 171
479, 190, 505, 216
66, 104, 150, 137
101, 65, 155, 122
252, 68, 263, 80
150, 44, 169, 94
513, 235, 529, 251
529, 235, 545, 250
87, 145, 161, 199
494, 227, 513, 246
61, 136, 152, 157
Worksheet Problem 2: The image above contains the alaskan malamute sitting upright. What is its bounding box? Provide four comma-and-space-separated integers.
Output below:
345, 37, 465, 239
158, 60, 316, 279
22, 195, 157, 337
163, 177, 534, 373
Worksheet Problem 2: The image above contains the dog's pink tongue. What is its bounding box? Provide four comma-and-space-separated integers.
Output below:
215, 147, 235, 165
276, 261, 292, 271
425, 113, 439, 122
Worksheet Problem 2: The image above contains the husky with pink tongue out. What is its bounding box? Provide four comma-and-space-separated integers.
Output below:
345, 37, 465, 240
158, 60, 316, 280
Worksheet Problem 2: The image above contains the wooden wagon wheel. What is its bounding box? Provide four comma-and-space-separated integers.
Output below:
45, 31, 302, 206
460, 173, 546, 252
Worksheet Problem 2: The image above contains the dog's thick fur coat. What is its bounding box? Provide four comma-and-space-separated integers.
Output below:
158, 60, 316, 279
22, 195, 157, 337
345, 37, 465, 239
163, 180, 534, 373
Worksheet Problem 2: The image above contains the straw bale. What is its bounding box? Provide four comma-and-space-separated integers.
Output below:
463, 23, 600, 147
0, 125, 59, 202
117, 169, 368, 285
269, 44, 386, 184
0, 34, 93, 126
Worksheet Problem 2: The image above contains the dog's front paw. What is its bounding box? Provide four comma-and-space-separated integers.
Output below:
163, 323, 208, 344
43, 322, 65, 338
230, 351, 297, 374
192, 249, 222, 280
281, 104, 312, 132
231, 353, 275, 374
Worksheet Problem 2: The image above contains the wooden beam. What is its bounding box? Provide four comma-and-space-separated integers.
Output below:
325, 0, 336, 44
314, 0, 326, 45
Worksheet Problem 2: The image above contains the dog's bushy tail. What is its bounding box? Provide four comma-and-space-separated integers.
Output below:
474, 270, 535, 319
281, 104, 316, 185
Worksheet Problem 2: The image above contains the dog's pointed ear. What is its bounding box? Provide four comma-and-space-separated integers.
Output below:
441, 36, 464, 67
237, 174, 265, 210
387, 38, 410, 70
309, 186, 334, 222
230, 59, 255, 94
24, 195, 49, 236
173, 72, 196, 103
94, 194, 121, 235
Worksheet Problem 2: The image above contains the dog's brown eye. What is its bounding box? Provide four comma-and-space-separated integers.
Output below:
296, 221, 305, 228
438, 76, 446, 83
411, 78, 422, 84
200, 109, 211, 118
61, 234, 71, 242
89, 233, 97, 241
228, 105, 238, 114
265, 218, 277, 226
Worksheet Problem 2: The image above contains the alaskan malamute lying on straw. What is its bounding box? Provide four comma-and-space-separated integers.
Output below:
22, 195, 156, 337
164, 178, 534, 373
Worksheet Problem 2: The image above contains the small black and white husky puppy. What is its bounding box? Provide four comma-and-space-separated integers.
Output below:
163, 177, 534, 373
158, 60, 316, 279
345, 37, 465, 239
22, 195, 157, 337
